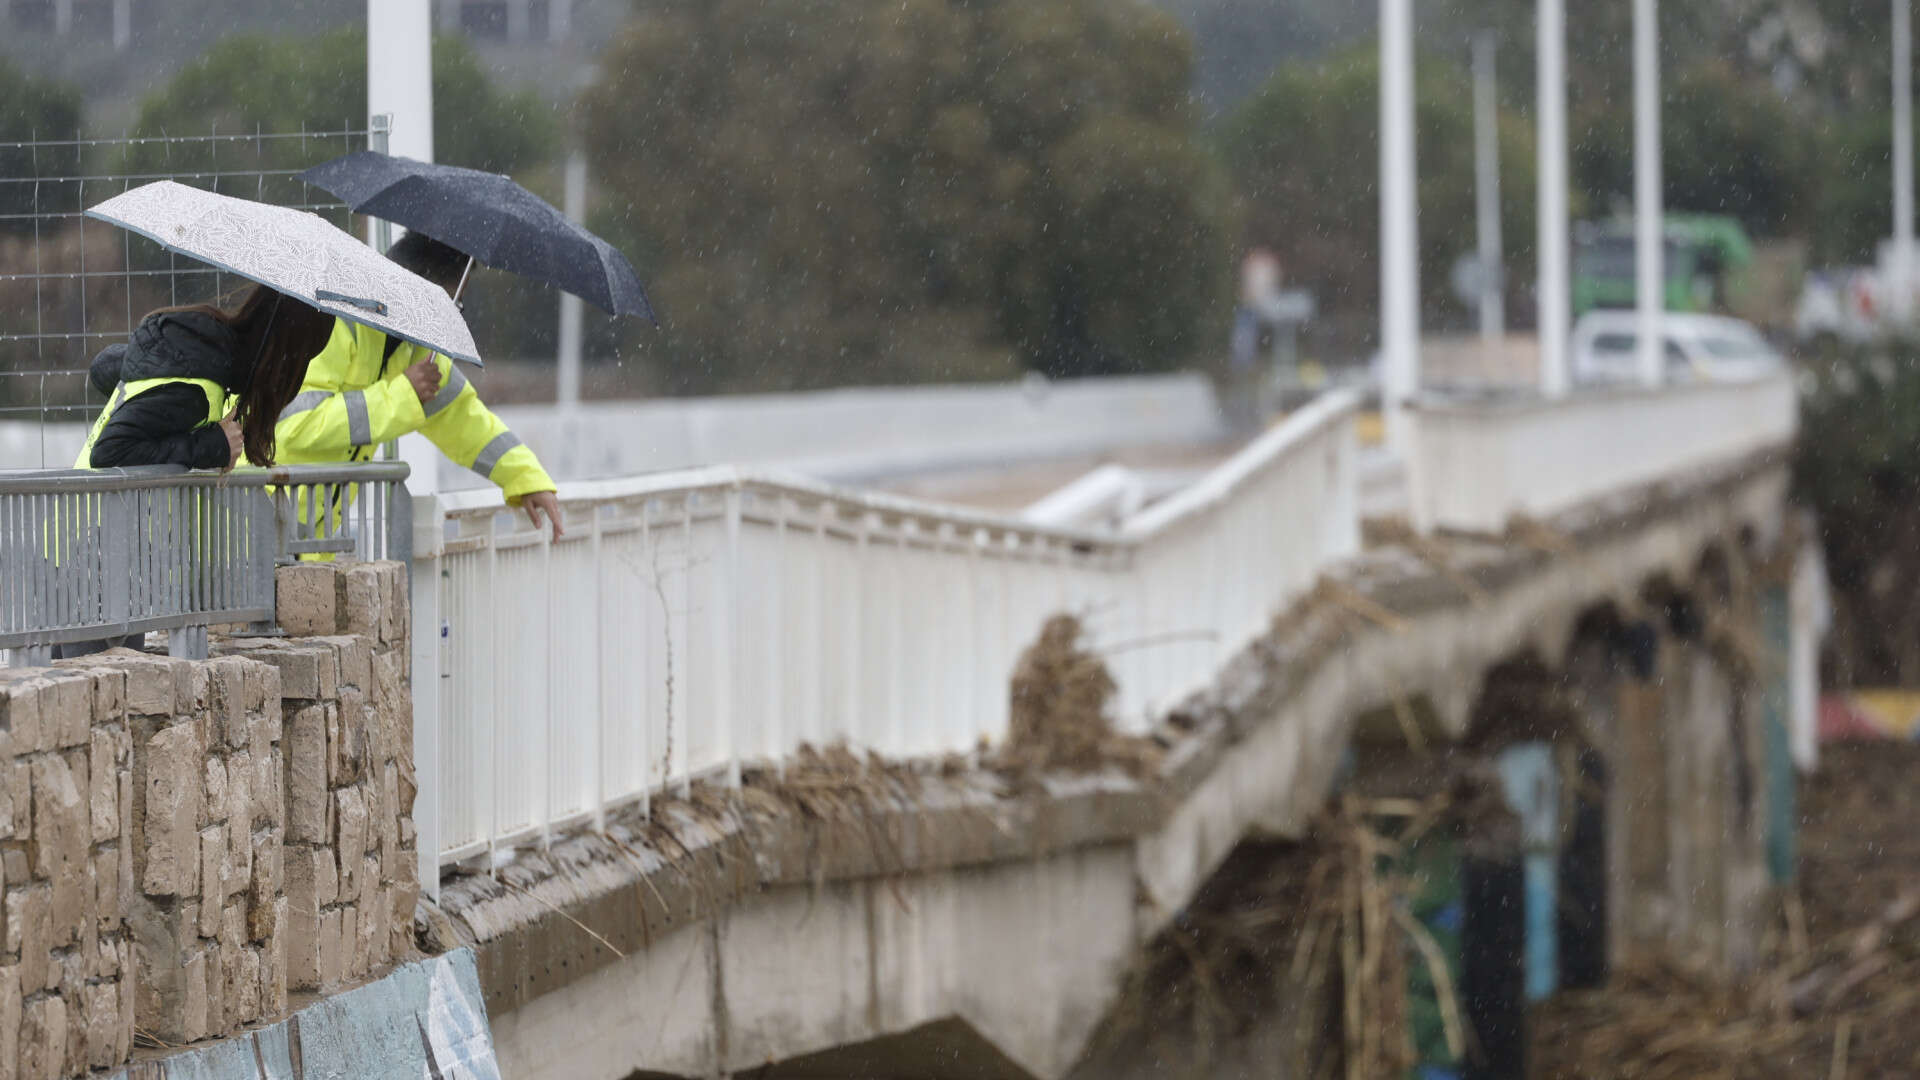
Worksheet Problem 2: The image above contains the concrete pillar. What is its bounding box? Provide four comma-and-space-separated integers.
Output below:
437, 0, 460, 33
1379, 0, 1420, 449
556, 148, 587, 408
1632, 0, 1664, 387
506, 0, 530, 42
112, 0, 130, 50
1536, 0, 1570, 398
52, 0, 71, 35
550, 0, 572, 41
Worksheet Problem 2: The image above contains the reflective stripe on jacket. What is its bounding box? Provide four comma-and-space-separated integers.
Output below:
74, 377, 228, 469
272, 318, 554, 504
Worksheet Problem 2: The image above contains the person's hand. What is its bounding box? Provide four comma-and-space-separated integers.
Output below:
523, 490, 564, 541
404, 358, 442, 405
219, 415, 242, 472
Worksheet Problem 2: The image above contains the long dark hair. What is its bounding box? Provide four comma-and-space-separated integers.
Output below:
147, 284, 333, 465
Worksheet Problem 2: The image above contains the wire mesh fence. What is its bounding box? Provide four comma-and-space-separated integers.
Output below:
0, 123, 379, 467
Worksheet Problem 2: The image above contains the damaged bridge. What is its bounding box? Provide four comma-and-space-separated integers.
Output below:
410, 376, 1815, 1079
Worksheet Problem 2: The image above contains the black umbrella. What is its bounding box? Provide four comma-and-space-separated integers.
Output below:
298, 151, 654, 322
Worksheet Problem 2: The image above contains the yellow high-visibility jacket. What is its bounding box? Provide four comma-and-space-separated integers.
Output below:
74, 376, 227, 469
272, 318, 555, 503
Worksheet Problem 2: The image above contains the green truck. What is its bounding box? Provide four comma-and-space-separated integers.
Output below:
1571, 213, 1754, 317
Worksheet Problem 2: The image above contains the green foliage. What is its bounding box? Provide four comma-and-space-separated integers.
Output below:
579, 0, 1236, 393
1793, 339, 1920, 684
1571, 62, 1816, 240
1217, 47, 1538, 337
0, 57, 83, 235
120, 25, 555, 180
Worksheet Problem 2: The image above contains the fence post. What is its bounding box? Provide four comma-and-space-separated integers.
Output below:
410, 492, 444, 900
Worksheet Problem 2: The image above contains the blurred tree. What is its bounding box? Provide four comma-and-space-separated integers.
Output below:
1217, 47, 1539, 345
0, 57, 83, 235
580, 0, 1236, 393
1795, 339, 1920, 685
120, 25, 555, 181
1571, 61, 1817, 240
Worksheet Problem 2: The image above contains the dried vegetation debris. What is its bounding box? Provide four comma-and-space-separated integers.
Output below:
1079, 796, 1459, 1080
1000, 613, 1162, 777
1534, 740, 1920, 1080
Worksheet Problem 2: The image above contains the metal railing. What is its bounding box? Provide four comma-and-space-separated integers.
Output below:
1, 462, 410, 665
410, 391, 1360, 869
0, 125, 373, 468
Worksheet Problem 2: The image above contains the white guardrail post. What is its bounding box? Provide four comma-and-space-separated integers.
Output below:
410, 492, 445, 901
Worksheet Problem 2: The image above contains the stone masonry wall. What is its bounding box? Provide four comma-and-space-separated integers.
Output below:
218, 562, 417, 996
0, 559, 413, 1076
0, 666, 135, 1078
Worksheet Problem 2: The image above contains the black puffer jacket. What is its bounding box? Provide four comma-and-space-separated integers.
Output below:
87, 311, 245, 469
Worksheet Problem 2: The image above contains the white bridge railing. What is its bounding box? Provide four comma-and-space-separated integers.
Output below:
410, 390, 1361, 872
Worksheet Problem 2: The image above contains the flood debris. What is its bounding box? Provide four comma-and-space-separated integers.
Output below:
1075, 796, 1458, 1080
1533, 741, 1920, 1080
1001, 613, 1160, 776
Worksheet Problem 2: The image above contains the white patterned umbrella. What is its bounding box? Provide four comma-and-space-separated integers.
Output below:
86, 180, 481, 365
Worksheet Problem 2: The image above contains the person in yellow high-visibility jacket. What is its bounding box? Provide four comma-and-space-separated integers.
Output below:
271, 232, 564, 540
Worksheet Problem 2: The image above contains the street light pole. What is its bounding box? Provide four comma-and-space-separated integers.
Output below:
1537, 0, 1570, 398
1633, 0, 1664, 386
1380, 0, 1420, 449
1895, 0, 1915, 324
1473, 32, 1505, 346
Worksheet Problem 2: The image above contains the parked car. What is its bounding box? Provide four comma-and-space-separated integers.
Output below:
1570, 311, 1783, 386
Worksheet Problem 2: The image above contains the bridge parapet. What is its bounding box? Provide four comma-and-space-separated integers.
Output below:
1409, 372, 1798, 533
409, 391, 1360, 876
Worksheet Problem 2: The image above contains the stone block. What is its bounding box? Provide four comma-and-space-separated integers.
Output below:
319, 636, 373, 695
335, 788, 368, 895
83, 981, 117, 1070
181, 947, 209, 1043
142, 722, 203, 896
93, 848, 121, 934
198, 825, 226, 936
328, 905, 353, 985
21, 992, 65, 1080
225, 750, 252, 840
232, 945, 261, 1027
115, 656, 179, 717
262, 905, 288, 1013
0, 675, 45, 757
379, 562, 409, 647
115, 949, 133, 1062
286, 846, 336, 914
221, 899, 245, 955
88, 730, 122, 844
242, 660, 272, 714
342, 563, 381, 641
30, 756, 87, 948
187, 664, 212, 715
202, 755, 227, 829
275, 564, 340, 638
331, 689, 368, 786
91, 930, 119, 980
284, 890, 320, 992
44, 671, 92, 750
0, 965, 16, 1080
208, 656, 251, 750
2, 848, 25, 889
286, 705, 328, 845
6, 888, 49, 991
254, 647, 325, 702
88, 667, 126, 725
248, 832, 281, 941
54, 950, 83, 1000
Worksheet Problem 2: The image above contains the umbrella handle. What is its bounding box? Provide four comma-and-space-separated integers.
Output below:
452, 256, 476, 304
316, 290, 390, 316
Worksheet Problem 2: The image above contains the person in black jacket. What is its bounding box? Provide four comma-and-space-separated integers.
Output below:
77, 284, 334, 471
56, 285, 333, 659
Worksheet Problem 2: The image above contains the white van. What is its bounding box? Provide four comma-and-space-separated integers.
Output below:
1570, 312, 1783, 386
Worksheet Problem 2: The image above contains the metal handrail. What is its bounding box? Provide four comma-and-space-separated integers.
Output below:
1, 462, 411, 664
